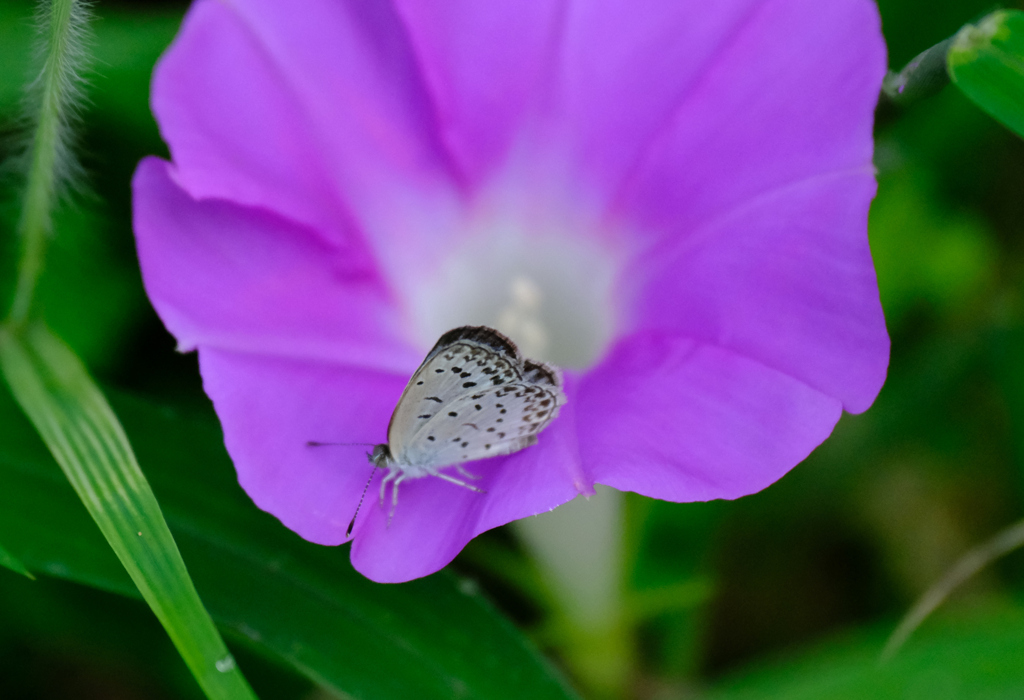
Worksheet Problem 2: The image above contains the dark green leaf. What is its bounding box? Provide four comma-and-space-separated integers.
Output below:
948, 10, 1024, 138
0, 323, 257, 700
0, 351, 577, 700
0, 540, 33, 579
707, 608, 1024, 699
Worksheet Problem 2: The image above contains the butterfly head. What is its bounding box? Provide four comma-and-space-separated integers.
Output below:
369, 444, 393, 468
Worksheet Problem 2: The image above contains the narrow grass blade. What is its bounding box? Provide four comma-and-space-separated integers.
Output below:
0, 322, 257, 700
0, 541, 34, 579
948, 10, 1024, 138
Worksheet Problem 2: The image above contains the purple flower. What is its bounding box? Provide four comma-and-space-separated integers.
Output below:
133, 0, 889, 583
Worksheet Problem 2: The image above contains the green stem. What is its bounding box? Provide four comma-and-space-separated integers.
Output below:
8, 0, 84, 325
881, 517, 1024, 662
882, 36, 955, 107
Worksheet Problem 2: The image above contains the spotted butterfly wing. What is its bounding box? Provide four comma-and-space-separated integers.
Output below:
387, 326, 566, 468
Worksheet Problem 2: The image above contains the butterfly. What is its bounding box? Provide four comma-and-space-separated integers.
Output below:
348, 326, 567, 530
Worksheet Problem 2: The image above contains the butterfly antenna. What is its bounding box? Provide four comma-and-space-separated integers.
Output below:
307, 441, 376, 447
346, 467, 377, 538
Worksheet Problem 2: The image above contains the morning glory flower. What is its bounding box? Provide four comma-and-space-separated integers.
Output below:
132, 0, 889, 583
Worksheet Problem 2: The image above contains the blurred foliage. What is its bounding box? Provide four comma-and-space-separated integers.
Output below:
1, 0, 1024, 698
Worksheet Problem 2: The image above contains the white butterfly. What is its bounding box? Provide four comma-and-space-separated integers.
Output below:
363, 326, 567, 526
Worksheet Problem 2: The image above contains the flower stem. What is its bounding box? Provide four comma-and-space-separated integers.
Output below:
514, 486, 632, 697
882, 36, 955, 106
8, 0, 88, 326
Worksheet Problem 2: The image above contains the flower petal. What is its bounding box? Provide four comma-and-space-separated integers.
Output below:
544, 0, 762, 201
199, 347, 407, 547
577, 333, 842, 502
154, 0, 457, 247
626, 172, 888, 413
201, 346, 584, 583
613, 0, 885, 236
137, 0, 891, 585
132, 157, 417, 371
392, 0, 563, 184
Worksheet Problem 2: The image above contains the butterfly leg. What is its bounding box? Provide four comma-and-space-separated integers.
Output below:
455, 464, 482, 480
434, 471, 486, 494
387, 472, 408, 528
379, 468, 397, 506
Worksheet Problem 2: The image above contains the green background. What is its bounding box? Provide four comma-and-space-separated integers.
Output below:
2, 0, 1024, 698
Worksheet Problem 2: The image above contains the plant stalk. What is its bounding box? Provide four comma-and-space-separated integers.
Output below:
8, 0, 86, 325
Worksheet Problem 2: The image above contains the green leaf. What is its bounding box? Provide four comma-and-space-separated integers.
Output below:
0, 323, 257, 700
0, 540, 33, 579
948, 10, 1024, 138
0, 351, 578, 700
707, 607, 1024, 700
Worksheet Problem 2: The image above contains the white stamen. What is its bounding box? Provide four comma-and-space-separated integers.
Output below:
497, 275, 547, 358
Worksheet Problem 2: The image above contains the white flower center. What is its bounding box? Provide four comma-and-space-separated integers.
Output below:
411, 222, 621, 369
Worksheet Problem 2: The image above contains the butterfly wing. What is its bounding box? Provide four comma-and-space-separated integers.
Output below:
388, 327, 566, 468
402, 361, 566, 468
386, 327, 522, 459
